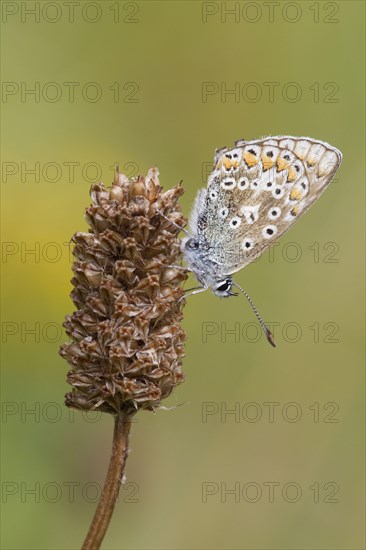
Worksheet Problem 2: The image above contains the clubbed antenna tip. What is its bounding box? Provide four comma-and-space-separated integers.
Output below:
232, 281, 276, 348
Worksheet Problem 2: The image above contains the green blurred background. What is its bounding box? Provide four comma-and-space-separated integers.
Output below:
1, 1, 365, 549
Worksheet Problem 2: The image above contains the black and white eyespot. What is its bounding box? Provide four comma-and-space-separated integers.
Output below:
209, 189, 218, 200
225, 148, 240, 160
229, 216, 241, 228
299, 178, 308, 191
227, 148, 240, 159
262, 146, 280, 166
268, 207, 281, 220
278, 149, 295, 164
238, 177, 249, 190
262, 225, 278, 239
221, 177, 236, 190
219, 207, 229, 219
272, 186, 284, 199
293, 162, 303, 176
244, 144, 261, 157
242, 238, 254, 250
250, 178, 261, 190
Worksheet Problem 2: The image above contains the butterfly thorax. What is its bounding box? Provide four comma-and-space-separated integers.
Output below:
181, 237, 233, 297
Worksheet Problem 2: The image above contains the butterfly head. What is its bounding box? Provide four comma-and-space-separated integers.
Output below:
182, 238, 233, 296
213, 277, 234, 298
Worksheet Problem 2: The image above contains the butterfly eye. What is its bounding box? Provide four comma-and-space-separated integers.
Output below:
216, 279, 232, 293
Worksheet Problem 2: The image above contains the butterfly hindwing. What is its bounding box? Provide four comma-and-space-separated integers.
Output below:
195, 136, 342, 275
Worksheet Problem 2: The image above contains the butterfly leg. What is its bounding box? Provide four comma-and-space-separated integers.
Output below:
179, 286, 208, 302
166, 264, 192, 271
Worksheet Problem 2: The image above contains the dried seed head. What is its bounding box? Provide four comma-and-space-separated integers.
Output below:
60, 167, 188, 415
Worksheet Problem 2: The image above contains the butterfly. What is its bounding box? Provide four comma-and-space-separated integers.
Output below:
163, 136, 342, 346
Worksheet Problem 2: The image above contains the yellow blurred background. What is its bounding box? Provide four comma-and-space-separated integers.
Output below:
1, 1, 364, 549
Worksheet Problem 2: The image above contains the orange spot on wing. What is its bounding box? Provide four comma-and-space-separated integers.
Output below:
261, 153, 275, 170
289, 188, 302, 201
277, 157, 290, 172
223, 158, 232, 170
287, 166, 297, 182
306, 155, 316, 167
244, 151, 258, 167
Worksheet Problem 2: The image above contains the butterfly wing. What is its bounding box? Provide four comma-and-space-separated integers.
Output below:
195, 136, 342, 276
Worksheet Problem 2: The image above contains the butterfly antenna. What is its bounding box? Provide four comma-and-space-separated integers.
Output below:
157, 210, 193, 238
232, 282, 276, 348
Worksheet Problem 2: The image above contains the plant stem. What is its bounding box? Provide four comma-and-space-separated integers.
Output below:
82, 412, 133, 550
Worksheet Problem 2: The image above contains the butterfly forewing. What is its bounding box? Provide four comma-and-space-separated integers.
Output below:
197, 136, 342, 275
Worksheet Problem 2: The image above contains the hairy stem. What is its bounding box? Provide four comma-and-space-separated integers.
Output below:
82, 412, 133, 550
